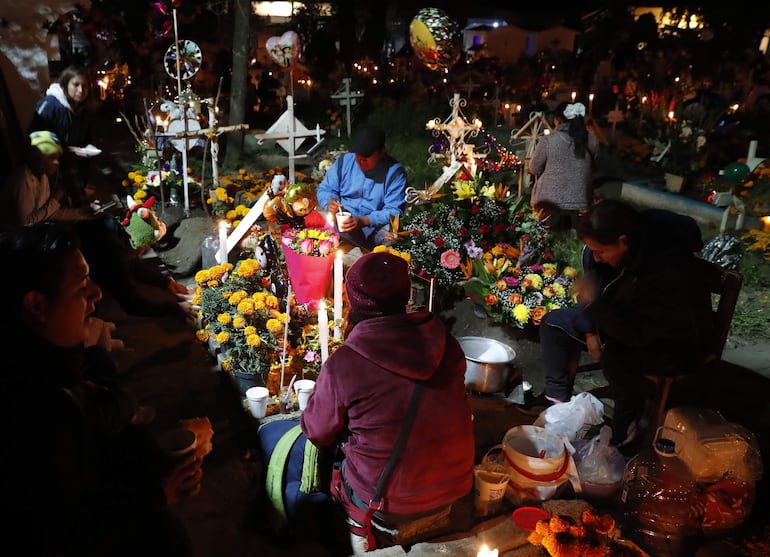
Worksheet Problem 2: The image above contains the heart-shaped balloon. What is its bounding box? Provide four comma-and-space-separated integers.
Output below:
266, 31, 300, 68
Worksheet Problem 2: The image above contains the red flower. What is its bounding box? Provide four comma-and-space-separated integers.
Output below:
543, 250, 552, 260
494, 223, 506, 234
479, 223, 490, 234
411, 230, 421, 237
434, 237, 445, 248
470, 205, 480, 215
460, 226, 468, 238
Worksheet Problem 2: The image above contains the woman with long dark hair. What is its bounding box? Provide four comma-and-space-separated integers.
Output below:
530, 101, 601, 231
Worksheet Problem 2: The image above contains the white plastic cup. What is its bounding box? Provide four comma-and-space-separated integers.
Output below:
335, 211, 352, 230
473, 465, 510, 517
246, 386, 270, 419
293, 379, 316, 411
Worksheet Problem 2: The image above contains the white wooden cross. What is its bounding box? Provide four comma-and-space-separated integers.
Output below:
330, 78, 364, 137
159, 99, 249, 215
216, 95, 325, 263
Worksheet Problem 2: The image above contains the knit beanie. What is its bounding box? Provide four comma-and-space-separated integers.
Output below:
345, 252, 411, 317
30, 131, 62, 156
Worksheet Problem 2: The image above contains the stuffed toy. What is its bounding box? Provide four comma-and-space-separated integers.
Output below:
121, 195, 167, 252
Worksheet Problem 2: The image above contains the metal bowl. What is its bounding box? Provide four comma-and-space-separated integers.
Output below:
458, 336, 517, 393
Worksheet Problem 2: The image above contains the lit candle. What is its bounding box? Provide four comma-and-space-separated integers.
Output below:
571, 91, 576, 103
333, 251, 343, 339
218, 220, 228, 264
588, 93, 595, 117
477, 545, 498, 557
428, 278, 435, 313
318, 300, 329, 363
762, 216, 770, 232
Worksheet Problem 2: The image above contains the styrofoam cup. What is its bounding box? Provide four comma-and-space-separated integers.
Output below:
335, 211, 352, 229
474, 465, 510, 517
246, 386, 270, 419
293, 379, 316, 411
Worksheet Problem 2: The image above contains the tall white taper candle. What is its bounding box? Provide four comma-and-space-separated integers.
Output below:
333, 251, 343, 339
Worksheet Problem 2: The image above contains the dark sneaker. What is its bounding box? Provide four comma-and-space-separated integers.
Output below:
611, 415, 638, 447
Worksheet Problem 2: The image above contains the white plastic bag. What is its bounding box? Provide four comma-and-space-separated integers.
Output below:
574, 425, 624, 484
533, 392, 604, 441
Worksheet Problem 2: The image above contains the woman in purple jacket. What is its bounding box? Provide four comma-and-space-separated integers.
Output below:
301, 252, 474, 553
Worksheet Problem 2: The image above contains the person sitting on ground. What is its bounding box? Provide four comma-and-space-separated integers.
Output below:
530, 101, 600, 231
316, 124, 407, 251
0, 222, 203, 556
520, 199, 715, 446
0, 131, 195, 322
300, 251, 474, 554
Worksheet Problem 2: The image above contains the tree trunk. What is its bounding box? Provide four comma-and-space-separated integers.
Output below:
224, 0, 249, 168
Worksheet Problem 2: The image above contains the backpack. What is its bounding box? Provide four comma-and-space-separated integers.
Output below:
257, 419, 332, 530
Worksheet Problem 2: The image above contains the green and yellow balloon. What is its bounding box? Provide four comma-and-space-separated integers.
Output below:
409, 8, 461, 71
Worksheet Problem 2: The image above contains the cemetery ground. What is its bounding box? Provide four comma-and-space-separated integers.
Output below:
88, 105, 770, 556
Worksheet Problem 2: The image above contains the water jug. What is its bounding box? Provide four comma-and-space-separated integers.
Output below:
620, 436, 700, 557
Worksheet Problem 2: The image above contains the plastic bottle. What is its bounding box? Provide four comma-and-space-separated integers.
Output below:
620, 436, 700, 557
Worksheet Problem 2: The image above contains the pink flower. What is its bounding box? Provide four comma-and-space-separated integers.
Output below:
317, 239, 333, 255
299, 237, 315, 254
440, 249, 461, 269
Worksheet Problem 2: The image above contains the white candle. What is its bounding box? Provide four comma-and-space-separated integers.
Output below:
333, 250, 343, 339
218, 220, 228, 264
589, 93, 595, 117
477, 545, 498, 557
428, 278, 435, 312
318, 300, 329, 363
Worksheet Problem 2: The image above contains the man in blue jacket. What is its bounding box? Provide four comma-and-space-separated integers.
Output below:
316, 124, 406, 250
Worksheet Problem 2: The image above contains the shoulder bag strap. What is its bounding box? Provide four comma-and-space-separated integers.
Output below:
370, 382, 423, 507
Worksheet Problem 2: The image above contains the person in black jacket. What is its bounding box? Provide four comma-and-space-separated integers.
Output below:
521, 199, 714, 446
0, 223, 203, 556
29, 65, 96, 207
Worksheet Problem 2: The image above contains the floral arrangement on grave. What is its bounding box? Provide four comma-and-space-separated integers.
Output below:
394, 173, 556, 290
463, 249, 579, 328
281, 225, 341, 304
122, 163, 201, 205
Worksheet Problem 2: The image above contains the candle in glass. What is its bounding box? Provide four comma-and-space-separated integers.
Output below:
318, 300, 329, 363
333, 251, 343, 339
218, 220, 228, 264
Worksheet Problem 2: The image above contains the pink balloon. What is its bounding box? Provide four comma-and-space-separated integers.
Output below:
266, 31, 300, 68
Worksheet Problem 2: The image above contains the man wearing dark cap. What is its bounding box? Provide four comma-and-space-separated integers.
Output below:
300, 251, 474, 553
316, 124, 407, 250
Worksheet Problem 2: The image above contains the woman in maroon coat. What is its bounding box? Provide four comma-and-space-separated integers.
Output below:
301, 251, 474, 553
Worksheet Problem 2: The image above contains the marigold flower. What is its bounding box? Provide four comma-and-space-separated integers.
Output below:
216, 331, 230, 344
246, 334, 262, 347
266, 318, 283, 335
217, 313, 232, 325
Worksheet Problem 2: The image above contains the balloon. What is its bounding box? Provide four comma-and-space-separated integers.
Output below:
283, 182, 317, 218
409, 8, 461, 71
723, 162, 750, 184
266, 31, 301, 68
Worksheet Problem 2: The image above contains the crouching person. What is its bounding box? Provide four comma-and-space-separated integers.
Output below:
300, 251, 475, 553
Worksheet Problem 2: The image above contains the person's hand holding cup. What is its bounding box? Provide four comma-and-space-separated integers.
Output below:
335, 210, 355, 232
158, 428, 203, 504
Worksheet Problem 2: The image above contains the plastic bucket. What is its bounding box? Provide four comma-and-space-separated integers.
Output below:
501, 425, 574, 505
